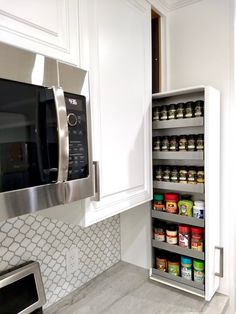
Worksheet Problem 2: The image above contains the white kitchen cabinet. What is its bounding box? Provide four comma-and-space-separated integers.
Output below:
150, 86, 222, 301
0, 0, 80, 65
77, 0, 152, 226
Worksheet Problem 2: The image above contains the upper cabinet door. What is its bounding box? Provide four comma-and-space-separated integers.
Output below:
79, 0, 152, 226
0, 0, 80, 65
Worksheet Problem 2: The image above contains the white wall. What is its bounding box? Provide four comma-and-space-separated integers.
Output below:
166, 0, 235, 305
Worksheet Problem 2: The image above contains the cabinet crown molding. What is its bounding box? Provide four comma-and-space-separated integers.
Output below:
158, 0, 203, 12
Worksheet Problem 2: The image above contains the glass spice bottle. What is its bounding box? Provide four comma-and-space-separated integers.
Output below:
163, 166, 171, 182
153, 106, 161, 121
176, 103, 185, 119
153, 220, 166, 241
196, 167, 204, 184
161, 136, 170, 151
168, 104, 176, 120
184, 101, 194, 118
170, 167, 179, 183
187, 168, 197, 184
156, 250, 168, 272
179, 167, 188, 184
153, 194, 165, 211
169, 136, 178, 151
187, 135, 196, 151
194, 100, 204, 117
179, 135, 188, 151
196, 134, 204, 151
153, 136, 161, 151
160, 105, 168, 120
155, 166, 163, 181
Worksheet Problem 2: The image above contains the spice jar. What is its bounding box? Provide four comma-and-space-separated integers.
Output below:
153, 194, 165, 211
194, 100, 204, 117
184, 101, 194, 118
196, 167, 204, 183
168, 253, 180, 276
155, 166, 163, 181
168, 104, 176, 120
178, 225, 190, 248
193, 259, 205, 284
187, 135, 196, 151
188, 168, 197, 184
163, 166, 171, 182
179, 167, 188, 184
160, 105, 168, 120
176, 103, 185, 119
156, 250, 167, 272
165, 193, 179, 214
181, 256, 192, 281
178, 200, 193, 217
170, 167, 179, 183
153, 136, 161, 151
153, 220, 166, 241
166, 224, 178, 245
161, 136, 169, 151
196, 134, 204, 151
153, 106, 161, 121
193, 200, 205, 219
169, 136, 178, 151
179, 135, 188, 151
191, 227, 204, 252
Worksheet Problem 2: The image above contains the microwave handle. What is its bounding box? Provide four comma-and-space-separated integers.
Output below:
52, 87, 69, 182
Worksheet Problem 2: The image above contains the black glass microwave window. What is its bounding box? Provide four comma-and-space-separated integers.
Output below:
65, 92, 89, 180
0, 78, 58, 192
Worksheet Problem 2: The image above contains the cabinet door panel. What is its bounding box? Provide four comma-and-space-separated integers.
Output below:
0, 0, 79, 64
80, 0, 152, 226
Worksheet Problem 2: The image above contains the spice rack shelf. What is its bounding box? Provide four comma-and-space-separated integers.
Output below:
150, 268, 205, 295
152, 239, 205, 260
153, 181, 204, 193
152, 210, 205, 228
152, 151, 204, 160
152, 117, 204, 130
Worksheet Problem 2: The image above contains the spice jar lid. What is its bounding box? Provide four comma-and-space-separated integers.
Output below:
153, 194, 164, 201
181, 256, 192, 265
178, 225, 190, 233
193, 259, 204, 269
191, 227, 204, 234
164, 193, 179, 201
168, 253, 179, 263
166, 224, 177, 231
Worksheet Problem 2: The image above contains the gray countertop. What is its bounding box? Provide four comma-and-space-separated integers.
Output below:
44, 261, 229, 314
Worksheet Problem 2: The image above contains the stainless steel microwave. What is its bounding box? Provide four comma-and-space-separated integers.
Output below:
0, 42, 94, 221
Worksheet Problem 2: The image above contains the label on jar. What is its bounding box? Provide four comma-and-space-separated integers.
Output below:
155, 174, 162, 181
194, 270, 204, 283
191, 238, 203, 251
176, 113, 184, 118
179, 177, 187, 183
160, 114, 167, 120
170, 176, 178, 182
188, 145, 195, 150
156, 257, 167, 271
181, 266, 192, 280
166, 201, 178, 214
154, 227, 165, 241
168, 263, 180, 276
161, 145, 168, 150
179, 233, 190, 248
168, 111, 175, 119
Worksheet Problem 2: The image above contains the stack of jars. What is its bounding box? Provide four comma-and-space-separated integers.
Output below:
152, 100, 204, 121
153, 134, 204, 152
153, 220, 204, 252
155, 250, 205, 284
154, 165, 204, 184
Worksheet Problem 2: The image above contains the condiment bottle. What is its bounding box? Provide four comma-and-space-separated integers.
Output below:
196, 134, 204, 151
170, 167, 179, 183
165, 193, 179, 214
168, 253, 180, 276
178, 225, 190, 248
153, 106, 161, 121
153, 194, 165, 211
179, 135, 187, 151
184, 101, 194, 118
166, 224, 178, 245
179, 167, 188, 184
187, 135, 196, 151
187, 168, 197, 184
176, 103, 185, 119
156, 250, 167, 272
193, 259, 205, 284
169, 136, 178, 151
178, 199, 193, 217
196, 167, 204, 183
163, 166, 171, 182
194, 100, 204, 117
181, 256, 192, 281
191, 227, 204, 252
193, 201, 205, 219
153, 136, 161, 151
153, 220, 166, 242
161, 136, 169, 151
168, 104, 176, 120
160, 105, 168, 120
155, 166, 163, 181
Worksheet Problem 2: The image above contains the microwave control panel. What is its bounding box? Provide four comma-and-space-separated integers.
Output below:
64, 92, 89, 180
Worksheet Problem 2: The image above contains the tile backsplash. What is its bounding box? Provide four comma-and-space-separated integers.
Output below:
0, 214, 120, 308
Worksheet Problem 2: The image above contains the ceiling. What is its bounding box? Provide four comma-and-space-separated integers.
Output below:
158, 0, 203, 12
